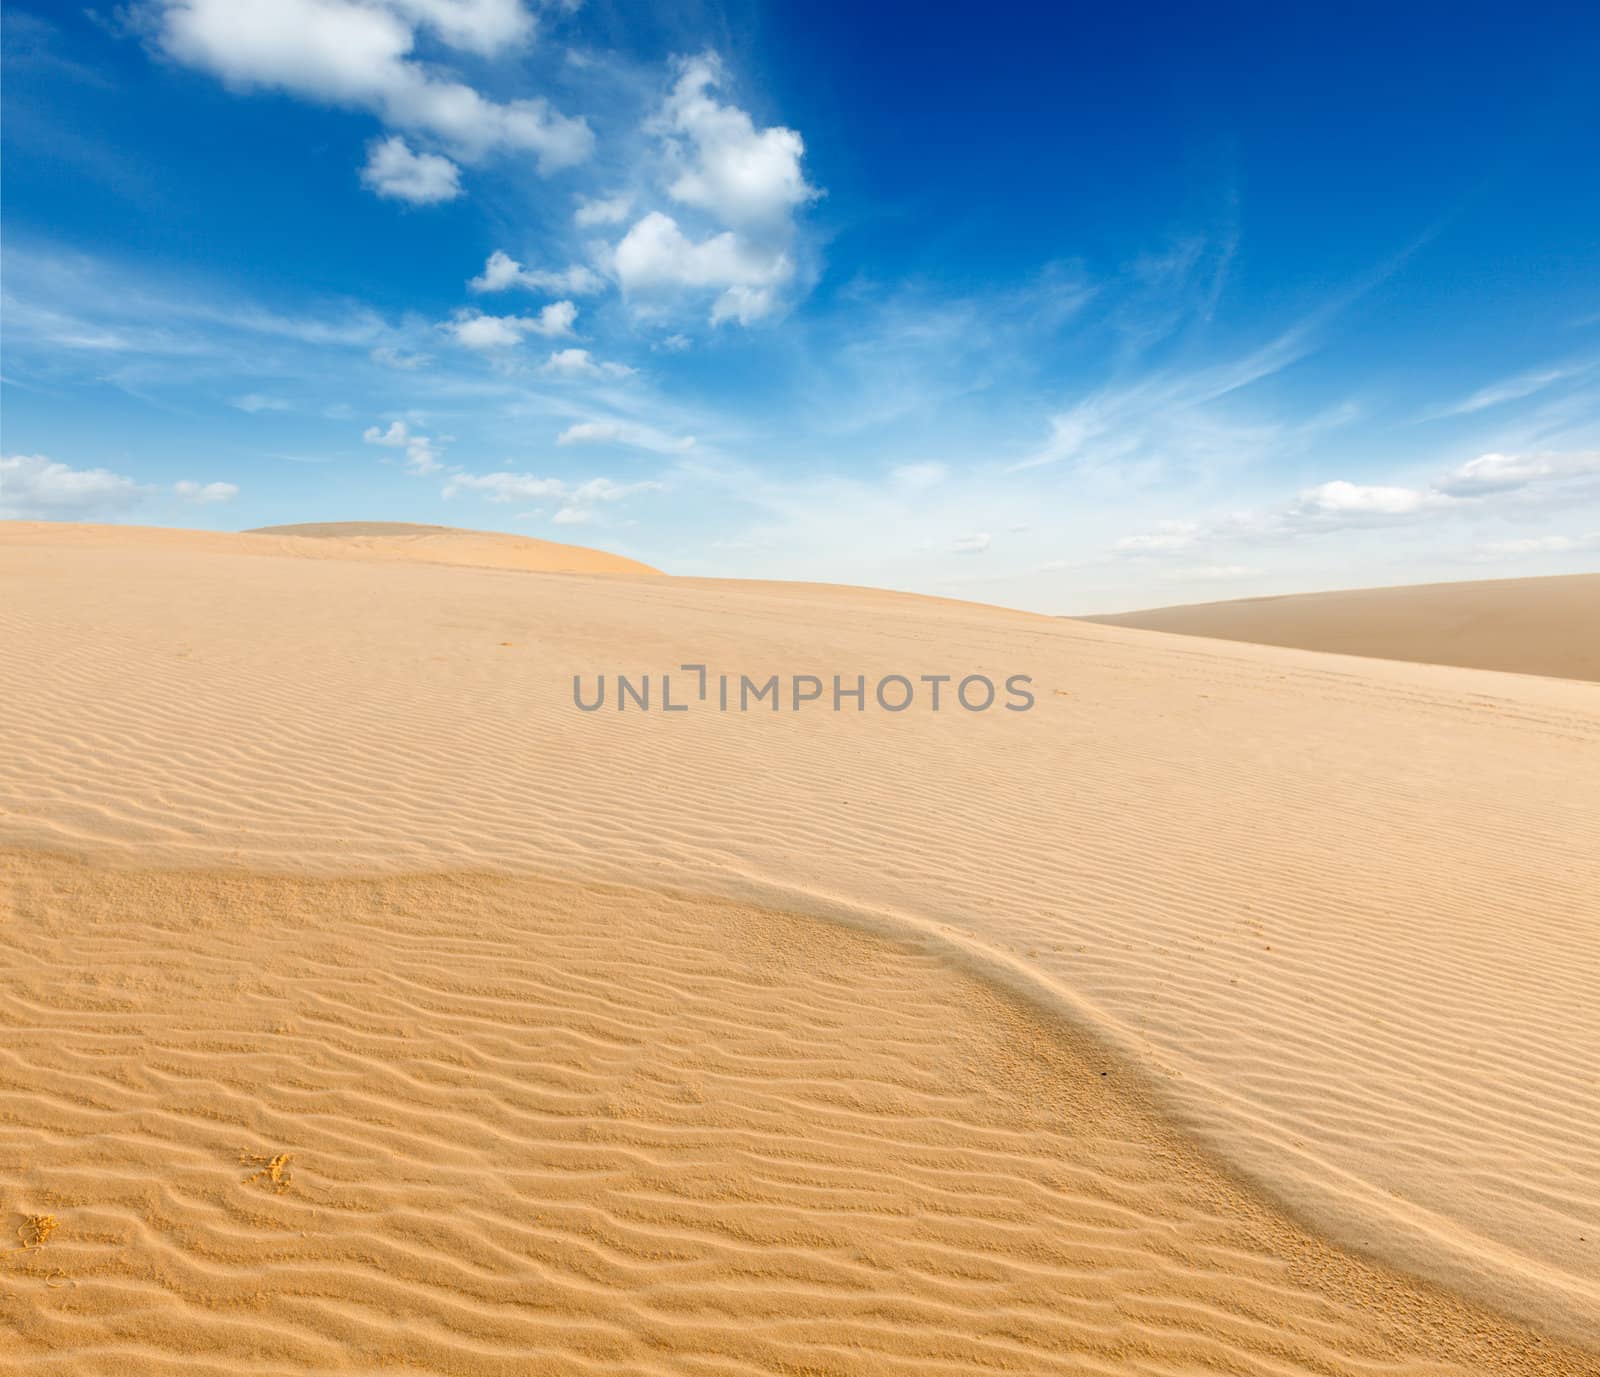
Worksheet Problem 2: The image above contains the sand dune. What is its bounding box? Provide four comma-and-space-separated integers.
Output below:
4, 854, 1583, 1375
1079, 573, 1600, 680
3, 520, 662, 578
3, 521, 1599, 1370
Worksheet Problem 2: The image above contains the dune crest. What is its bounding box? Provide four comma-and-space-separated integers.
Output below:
1079, 573, 1600, 681
2, 519, 662, 577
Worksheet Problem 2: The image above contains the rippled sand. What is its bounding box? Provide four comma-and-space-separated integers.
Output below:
2, 521, 1597, 1372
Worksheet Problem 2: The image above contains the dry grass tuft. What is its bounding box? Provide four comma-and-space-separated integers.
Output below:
18, 1214, 59, 1249
241, 1150, 293, 1192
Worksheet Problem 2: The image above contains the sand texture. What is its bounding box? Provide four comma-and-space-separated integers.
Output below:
1079, 573, 1600, 680
3, 521, 1598, 1371
6, 520, 661, 578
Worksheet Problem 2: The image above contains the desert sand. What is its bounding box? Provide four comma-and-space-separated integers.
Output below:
1080, 573, 1600, 681
3, 520, 1598, 1374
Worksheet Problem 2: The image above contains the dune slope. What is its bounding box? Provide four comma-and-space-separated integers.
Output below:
1079, 573, 1600, 680
1, 520, 662, 577
2, 522, 1598, 1364
3, 854, 1588, 1375
245, 521, 663, 575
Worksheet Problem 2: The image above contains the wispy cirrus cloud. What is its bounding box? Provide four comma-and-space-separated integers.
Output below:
1420, 360, 1596, 420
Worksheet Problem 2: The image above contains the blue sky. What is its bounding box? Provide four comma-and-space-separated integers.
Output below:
3, 0, 1598, 611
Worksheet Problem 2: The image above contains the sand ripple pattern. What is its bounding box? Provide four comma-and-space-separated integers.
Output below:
3, 858, 1589, 1375
2, 528, 1598, 1347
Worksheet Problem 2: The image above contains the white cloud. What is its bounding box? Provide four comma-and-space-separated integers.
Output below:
1290, 479, 1440, 518
605, 54, 817, 326
446, 301, 577, 348
1438, 449, 1600, 497
0, 453, 147, 518
574, 193, 631, 227
1108, 448, 1600, 566
449, 314, 528, 349
443, 469, 662, 525
1115, 519, 1198, 552
1163, 563, 1255, 581
552, 476, 662, 525
443, 470, 566, 502
1424, 362, 1594, 419
380, 0, 533, 55
154, 0, 592, 171
612, 211, 792, 323
363, 418, 442, 473
469, 250, 605, 295
952, 531, 991, 554
370, 345, 432, 370
232, 393, 291, 412
557, 418, 694, 452
360, 135, 462, 204
1011, 322, 1323, 476
656, 53, 816, 229
1473, 532, 1600, 559
540, 348, 633, 379
174, 479, 239, 504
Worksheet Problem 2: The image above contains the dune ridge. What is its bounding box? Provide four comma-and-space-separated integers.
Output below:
1078, 573, 1600, 680
3, 522, 1599, 1364
3, 520, 662, 577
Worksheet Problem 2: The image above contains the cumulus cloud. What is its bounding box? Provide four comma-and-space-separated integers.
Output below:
153, 0, 592, 174
574, 193, 631, 227
612, 211, 792, 324
1288, 479, 1442, 519
656, 53, 817, 229
557, 418, 694, 453
445, 301, 577, 348
0, 453, 147, 518
360, 135, 462, 204
443, 469, 662, 524
174, 479, 239, 503
363, 418, 442, 473
607, 54, 816, 325
469, 250, 604, 296
952, 531, 991, 554
540, 348, 633, 379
